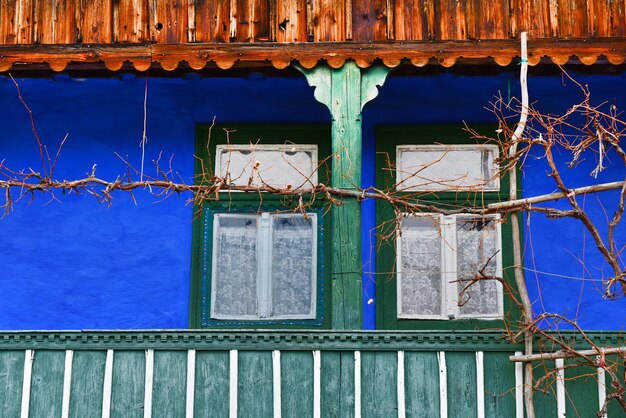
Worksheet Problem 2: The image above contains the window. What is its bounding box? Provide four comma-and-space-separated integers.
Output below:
190, 125, 331, 328
376, 126, 516, 329
211, 212, 317, 320
397, 213, 502, 320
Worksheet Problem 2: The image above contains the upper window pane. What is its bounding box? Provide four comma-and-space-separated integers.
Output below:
211, 214, 259, 319
271, 214, 317, 318
398, 215, 443, 318
396, 144, 499, 191
216, 144, 318, 189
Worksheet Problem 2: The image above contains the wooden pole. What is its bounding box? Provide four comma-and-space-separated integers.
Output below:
510, 347, 626, 363
509, 31, 536, 418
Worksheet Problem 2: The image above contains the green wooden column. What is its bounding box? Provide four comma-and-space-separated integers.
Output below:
297, 61, 390, 329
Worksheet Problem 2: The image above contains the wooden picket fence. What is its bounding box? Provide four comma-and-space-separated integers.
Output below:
0, 331, 622, 417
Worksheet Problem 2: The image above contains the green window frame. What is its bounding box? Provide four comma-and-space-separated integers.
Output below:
190, 124, 332, 328
375, 125, 520, 330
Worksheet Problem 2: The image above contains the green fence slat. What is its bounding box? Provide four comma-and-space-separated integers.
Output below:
483, 352, 516, 418
532, 360, 558, 417
606, 355, 626, 417
30, 350, 65, 418
69, 350, 106, 418
281, 351, 314, 418
194, 351, 229, 418
447, 352, 477, 418
321, 351, 355, 418
0, 350, 25, 417
361, 351, 397, 418
152, 350, 186, 418
110, 350, 146, 418
404, 351, 439, 418
238, 351, 273, 418
563, 358, 600, 417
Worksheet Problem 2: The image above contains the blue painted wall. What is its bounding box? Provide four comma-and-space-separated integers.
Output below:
1, 67, 624, 330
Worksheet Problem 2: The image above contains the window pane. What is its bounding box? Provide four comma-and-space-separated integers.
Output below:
212, 215, 258, 318
396, 145, 499, 191
399, 215, 442, 317
270, 214, 316, 317
455, 216, 500, 316
216, 144, 318, 189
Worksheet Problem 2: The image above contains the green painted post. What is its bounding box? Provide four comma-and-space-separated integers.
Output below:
297, 61, 390, 329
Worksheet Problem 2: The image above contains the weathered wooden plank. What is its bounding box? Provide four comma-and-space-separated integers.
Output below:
150, 0, 189, 43
446, 352, 478, 418
238, 351, 273, 418
483, 352, 516, 418
404, 351, 439, 418
68, 350, 106, 418
76, 0, 113, 43
0, 350, 24, 417
589, 0, 609, 37
476, 0, 510, 39
252, 0, 270, 41
611, 0, 626, 37
110, 350, 146, 418
193, 351, 229, 417
0, 0, 33, 44
423, 0, 436, 39
557, 0, 588, 38
33, 0, 77, 43
115, 0, 150, 42
29, 350, 65, 418
312, 0, 347, 41
361, 351, 397, 417
393, 0, 427, 40
230, 0, 270, 42
150, 350, 187, 418
280, 351, 314, 418
436, 0, 467, 40
321, 351, 355, 418
510, 0, 550, 38
194, 0, 230, 42
275, 0, 307, 42
351, 0, 388, 41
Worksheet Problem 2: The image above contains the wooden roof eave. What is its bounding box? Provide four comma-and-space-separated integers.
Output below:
1, 39, 626, 73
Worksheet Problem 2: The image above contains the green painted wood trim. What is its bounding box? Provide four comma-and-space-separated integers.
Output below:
190, 124, 332, 329
374, 125, 523, 330
0, 330, 619, 351
297, 61, 391, 330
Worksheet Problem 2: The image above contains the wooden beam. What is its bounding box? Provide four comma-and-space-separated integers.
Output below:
297, 62, 391, 330
1, 38, 626, 71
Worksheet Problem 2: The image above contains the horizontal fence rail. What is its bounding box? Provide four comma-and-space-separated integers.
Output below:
0, 331, 622, 417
